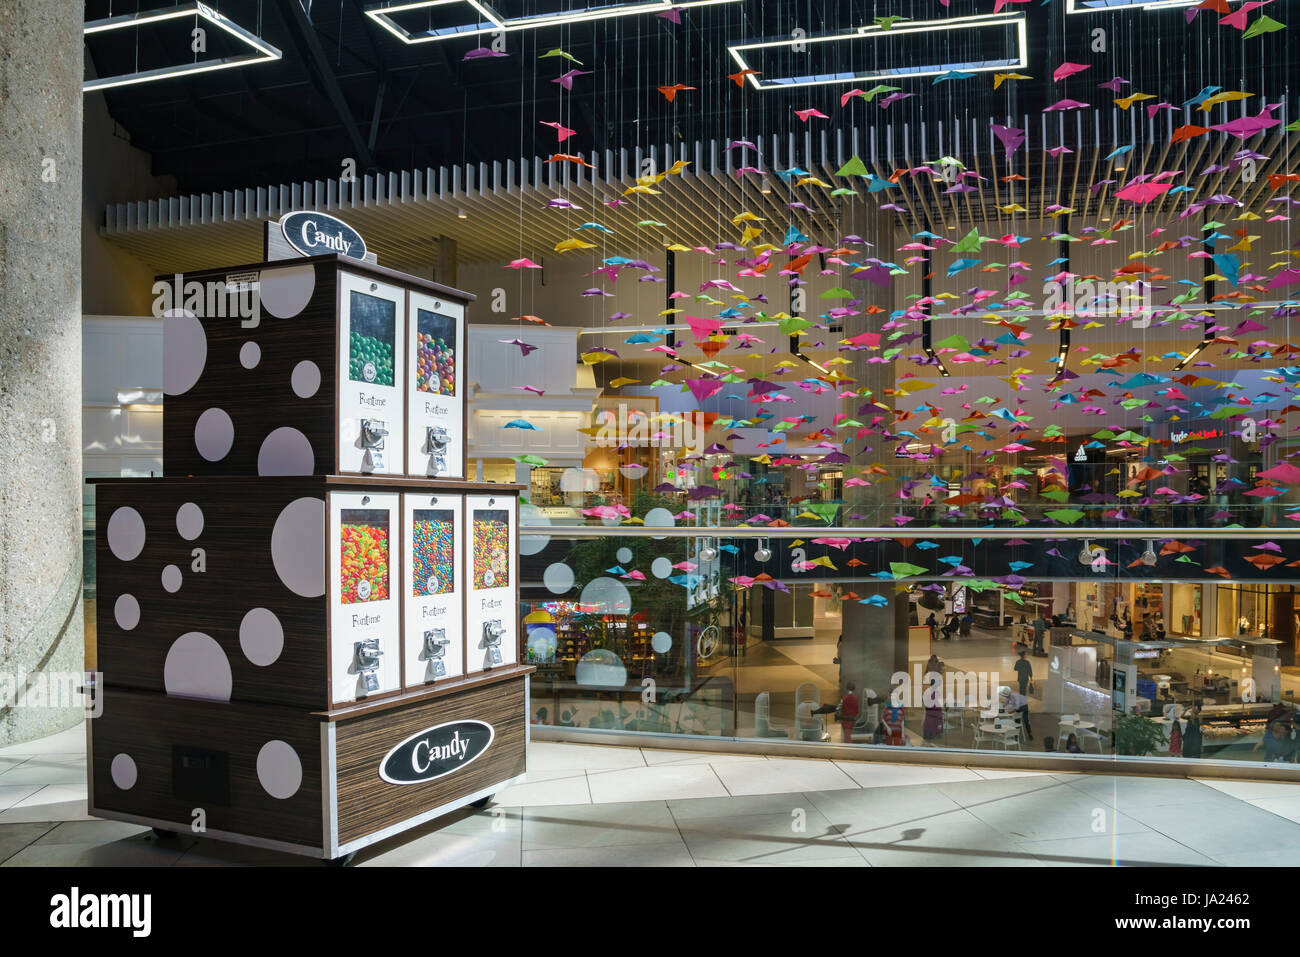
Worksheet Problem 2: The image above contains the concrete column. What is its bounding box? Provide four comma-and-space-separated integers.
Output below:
0, 0, 84, 744
838, 210, 906, 707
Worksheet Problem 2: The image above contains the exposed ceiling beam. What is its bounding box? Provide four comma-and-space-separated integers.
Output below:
277, 0, 375, 170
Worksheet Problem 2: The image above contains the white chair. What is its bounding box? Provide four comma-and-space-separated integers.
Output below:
1075, 724, 1105, 753
1057, 713, 1080, 741
794, 682, 825, 741
852, 703, 880, 740
972, 722, 988, 749
754, 692, 788, 738
993, 719, 1021, 750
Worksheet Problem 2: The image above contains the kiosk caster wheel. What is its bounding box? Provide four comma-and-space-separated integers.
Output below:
326, 851, 357, 867
469, 795, 493, 809
151, 827, 178, 839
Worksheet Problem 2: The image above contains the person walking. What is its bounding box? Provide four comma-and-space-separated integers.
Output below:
1182, 705, 1203, 758
1014, 648, 1034, 698
838, 682, 860, 744
1032, 612, 1047, 656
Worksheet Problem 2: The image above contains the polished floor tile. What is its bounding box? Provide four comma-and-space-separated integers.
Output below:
522, 801, 681, 851
712, 756, 859, 796
587, 763, 728, 804
0, 785, 91, 823
1018, 831, 1220, 867
2, 833, 188, 867
523, 840, 693, 867
832, 761, 984, 788
0, 726, 85, 759
641, 748, 770, 767
494, 769, 592, 808
0, 756, 88, 787
674, 808, 864, 866
527, 742, 647, 772
2, 723, 1300, 866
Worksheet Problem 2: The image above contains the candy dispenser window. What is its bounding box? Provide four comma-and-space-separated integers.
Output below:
412, 508, 455, 597
415, 310, 457, 397
340, 508, 390, 604
348, 292, 396, 387
473, 509, 510, 590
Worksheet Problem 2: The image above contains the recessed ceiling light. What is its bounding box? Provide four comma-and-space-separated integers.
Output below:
83, 2, 281, 92
366, 0, 741, 44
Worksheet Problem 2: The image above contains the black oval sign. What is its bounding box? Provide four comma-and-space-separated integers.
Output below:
379, 720, 494, 785
280, 211, 367, 261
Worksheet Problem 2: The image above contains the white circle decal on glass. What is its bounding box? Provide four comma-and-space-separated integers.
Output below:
239, 607, 284, 666
560, 468, 597, 494
106, 507, 146, 561
257, 427, 315, 475
195, 408, 235, 461
543, 562, 575, 594
161, 564, 183, 593
271, 497, 326, 597
164, 632, 232, 701
256, 740, 303, 800
616, 547, 633, 564
651, 556, 674, 579
176, 502, 204, 540
114, 593, 141, 631
579, 577, 632, 615
652, 631, 673, 654
575, 648, 627, 687
519, 504, 550, 556
291, 360, 321, 399
239, 341, 261, 369
644, 507, 676, 540
163, 310, 207, 396
259, 263, 316, 319
110, 754, 137, 790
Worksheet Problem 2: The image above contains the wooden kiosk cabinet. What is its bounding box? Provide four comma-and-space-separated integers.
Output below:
160, 254, 468, 480
90, 252, 527, 863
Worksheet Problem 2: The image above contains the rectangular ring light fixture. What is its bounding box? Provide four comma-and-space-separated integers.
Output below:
1066, 0, 1198, 13
366, 0, 740, 43
727, 13, 1027, 90
83, 2, 281, 92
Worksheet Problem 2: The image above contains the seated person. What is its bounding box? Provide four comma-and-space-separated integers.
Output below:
1065, 734, 1082, 754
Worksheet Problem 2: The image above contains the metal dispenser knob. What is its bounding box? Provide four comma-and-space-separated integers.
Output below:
359, 419, 388, 472
482, 620, 505, 668
353, 637, 383, 693
360, 419, 388, 449
426, 426, 450, 476
423, 629, 451, 659
423, 628, 451, 678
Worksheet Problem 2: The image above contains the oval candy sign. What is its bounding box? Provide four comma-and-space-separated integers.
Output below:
379, 719, 494, 785
279, 211, 367, 261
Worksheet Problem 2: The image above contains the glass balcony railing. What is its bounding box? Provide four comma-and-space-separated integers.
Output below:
519, 525, 1300, 768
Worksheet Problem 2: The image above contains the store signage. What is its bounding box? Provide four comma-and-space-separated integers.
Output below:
279, 211, 367, 261
379, 719, 494, 784
1171, 428, 1223, 444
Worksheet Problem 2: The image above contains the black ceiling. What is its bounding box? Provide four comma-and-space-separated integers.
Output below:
86, 0, 1297, 195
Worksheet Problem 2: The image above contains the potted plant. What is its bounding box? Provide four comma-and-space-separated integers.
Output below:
1114, 713, 1168, 756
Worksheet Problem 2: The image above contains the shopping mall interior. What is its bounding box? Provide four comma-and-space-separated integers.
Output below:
3, 0, 1300, 874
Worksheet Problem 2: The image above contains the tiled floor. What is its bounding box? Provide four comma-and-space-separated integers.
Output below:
4, 724, 1300, 866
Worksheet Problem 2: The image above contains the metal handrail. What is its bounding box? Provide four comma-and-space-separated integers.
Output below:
522, 525, 1300, 540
